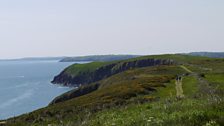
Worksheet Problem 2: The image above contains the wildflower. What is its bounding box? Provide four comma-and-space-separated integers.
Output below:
205, 120, 218, 126
147, 119, 151, 122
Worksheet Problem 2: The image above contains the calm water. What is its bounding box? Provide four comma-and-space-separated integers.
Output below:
0, 60, 76, 119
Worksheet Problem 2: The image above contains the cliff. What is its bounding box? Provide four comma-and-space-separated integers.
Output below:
51, 58, 175, 86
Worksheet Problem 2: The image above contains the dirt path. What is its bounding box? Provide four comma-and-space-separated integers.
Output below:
174, 65, 192, 98
180, 65, 193, 73
179, 65, 220, 101
175, 79, 184, 98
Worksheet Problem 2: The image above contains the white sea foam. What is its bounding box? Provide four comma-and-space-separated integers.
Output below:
0, 83, 30, 90
0, 89, 34, 109
57, 86, 68, 89
16, 76, 25, 78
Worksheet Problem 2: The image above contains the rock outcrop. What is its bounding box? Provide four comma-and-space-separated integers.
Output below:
49, 83, 100, 105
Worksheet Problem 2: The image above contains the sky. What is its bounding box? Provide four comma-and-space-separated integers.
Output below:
0, 0, 223, 59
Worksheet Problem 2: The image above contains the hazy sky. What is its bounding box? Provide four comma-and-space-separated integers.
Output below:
0, 0, 223, 58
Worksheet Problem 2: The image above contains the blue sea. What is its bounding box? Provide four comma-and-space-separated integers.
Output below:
0, 60, 77, 119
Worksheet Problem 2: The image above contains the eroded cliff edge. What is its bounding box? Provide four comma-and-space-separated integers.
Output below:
51, 58, 175, 87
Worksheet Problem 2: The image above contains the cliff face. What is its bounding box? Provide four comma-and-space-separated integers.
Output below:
50, 83, 100, 105
51, 59, 175, 86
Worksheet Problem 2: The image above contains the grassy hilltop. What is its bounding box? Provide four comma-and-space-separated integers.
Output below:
2, 54, 224, 126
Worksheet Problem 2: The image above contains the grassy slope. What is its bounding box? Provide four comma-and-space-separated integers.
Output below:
205, 74, 224, 91
64, 62, 110, 76
63, 54, 211, 77
52, 54, 178, 86
6, 65, 185, 126
4, 54, 224, 126
52, 54, 209, 86
82, 61, 224, 126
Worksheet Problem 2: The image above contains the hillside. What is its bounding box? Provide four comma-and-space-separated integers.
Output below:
59, 55, 141, 62
2, 54, 224, 126
52, 54, 211, 86
188, 52, 224, 58
52, 58, 175, 86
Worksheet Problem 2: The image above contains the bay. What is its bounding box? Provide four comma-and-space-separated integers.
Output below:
0, 60, 78, 119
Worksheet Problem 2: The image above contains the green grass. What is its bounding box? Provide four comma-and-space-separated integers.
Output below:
82, 98, 224, 126
53, 54, 223, 86
153, 75, 198, 99
81, 73, 223, 126
65, 61, 109, 76
205, 73, 224, 91
182, 76, 198, 96
180, 65, 193, 73
63, 54, 223, 78
98, 65, 186, 89
185, 59, 224, 74
124, 54, 213, 64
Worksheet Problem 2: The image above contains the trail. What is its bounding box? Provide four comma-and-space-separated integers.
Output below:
179, 65, 220, 101
180, 65, 214, 95
180, 65, 193, 73
175, 79, 184, 98
174, 65, 192, 98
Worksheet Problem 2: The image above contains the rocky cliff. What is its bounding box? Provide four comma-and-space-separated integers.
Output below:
52, 58, 175, 86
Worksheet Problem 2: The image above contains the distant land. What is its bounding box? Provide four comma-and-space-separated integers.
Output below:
0, 57, 65, 61
187, 52, 224, 58
59, 52, 224, 62
59, 55, 141, 62
0, 52, 223, 62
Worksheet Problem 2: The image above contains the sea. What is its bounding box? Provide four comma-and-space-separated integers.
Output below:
0, 60, 79, 119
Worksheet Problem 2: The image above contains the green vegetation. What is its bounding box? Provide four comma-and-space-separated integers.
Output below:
3, 54, 224, 126
52, 56, 175, 85
205, 73, 224, 91
188, 52, 224, 58
84, 98, 223, 126
65, 62, 109, 76
63, 54, 215, 78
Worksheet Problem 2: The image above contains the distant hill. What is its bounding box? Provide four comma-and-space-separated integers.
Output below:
188, 52, 224, 58
59, 55, 141, 62
0, 57, 65, 61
